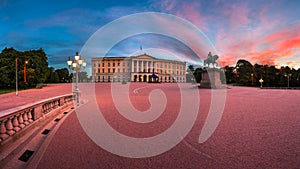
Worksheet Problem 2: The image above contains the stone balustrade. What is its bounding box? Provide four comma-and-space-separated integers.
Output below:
0, 94, 73, 142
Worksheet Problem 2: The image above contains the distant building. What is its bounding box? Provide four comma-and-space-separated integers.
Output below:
91, 54, 186, 83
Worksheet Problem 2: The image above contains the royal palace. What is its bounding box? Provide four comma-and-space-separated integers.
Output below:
91, 54, 186, 83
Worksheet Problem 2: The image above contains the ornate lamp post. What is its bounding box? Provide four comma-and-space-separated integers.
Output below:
67, 52, 87, 105
251, 73, 254, 86
259, 77, 264, 88
24, 60, 28, 83
284, 73, 292, 88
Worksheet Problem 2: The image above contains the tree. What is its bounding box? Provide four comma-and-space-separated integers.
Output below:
223, 66, 236, 84
45, 67, 59, 83
23, 48, 48, 87
0, 48, 50, 88
0, 48, 21, 88
55, 68, 70, 83
194, 67, 203, 83
78, 71, 89, 82
235, 59, 253, 86
186, 65, 195, 83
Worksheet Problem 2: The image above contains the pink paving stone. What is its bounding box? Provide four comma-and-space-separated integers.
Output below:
0, 84, 73, 113
23, 83, 300, 168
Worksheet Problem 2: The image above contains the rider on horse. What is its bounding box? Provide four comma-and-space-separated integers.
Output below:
204, 51, 218, 67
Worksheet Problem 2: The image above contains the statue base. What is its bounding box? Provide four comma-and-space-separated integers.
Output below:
200, 68, 224, 89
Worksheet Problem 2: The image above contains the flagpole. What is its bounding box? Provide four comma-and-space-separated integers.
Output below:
16, 58, 18, 96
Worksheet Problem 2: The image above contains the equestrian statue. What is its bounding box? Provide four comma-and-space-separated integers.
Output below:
203, 52, 219, 67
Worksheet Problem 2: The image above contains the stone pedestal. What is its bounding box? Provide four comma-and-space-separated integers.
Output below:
200, 68, 223, 89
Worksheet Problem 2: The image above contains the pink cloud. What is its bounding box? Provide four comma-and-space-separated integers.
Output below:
216, 2, 300, 68
156, 0, 209, 31
152, 0, 300, 68
228, 3, 251, 29
175, 3, 209, 31
218, 28, 300, 67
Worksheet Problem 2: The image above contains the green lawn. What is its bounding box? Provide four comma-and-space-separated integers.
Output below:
0, 89, 17, 95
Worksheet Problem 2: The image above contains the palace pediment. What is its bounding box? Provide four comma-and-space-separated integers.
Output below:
131, 54, 157, 60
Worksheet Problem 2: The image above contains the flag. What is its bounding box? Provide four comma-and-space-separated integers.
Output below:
140, 45, 142, 51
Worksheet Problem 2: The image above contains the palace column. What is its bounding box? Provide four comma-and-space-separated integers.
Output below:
152, 61, 155, 73
141, 60, 144, 72
146, 61, 149, 72
131, 60, 134, 72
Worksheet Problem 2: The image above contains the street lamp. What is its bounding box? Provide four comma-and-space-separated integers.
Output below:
259, 77, 264, 88
251, 73, 254, 86
24, 60, 28, 83
284, 73, 292, 88
67, 52, 87, 105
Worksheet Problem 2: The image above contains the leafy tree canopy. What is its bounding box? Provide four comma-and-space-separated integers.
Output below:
0, 47, 72, 89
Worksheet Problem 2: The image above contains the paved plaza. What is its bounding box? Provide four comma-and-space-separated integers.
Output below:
1, 83, 300, 168
0, 84, 72, 112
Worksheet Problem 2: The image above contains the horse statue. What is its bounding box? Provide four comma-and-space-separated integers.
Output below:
203, 52, 219, 67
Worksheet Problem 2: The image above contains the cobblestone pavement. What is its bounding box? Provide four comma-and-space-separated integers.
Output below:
0, 84, 72, 112
6, 83, 300, 168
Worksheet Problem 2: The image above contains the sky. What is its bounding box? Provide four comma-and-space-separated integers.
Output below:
1, 0, 300, 70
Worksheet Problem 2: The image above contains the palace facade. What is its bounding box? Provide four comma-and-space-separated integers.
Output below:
91, 54, 186, 83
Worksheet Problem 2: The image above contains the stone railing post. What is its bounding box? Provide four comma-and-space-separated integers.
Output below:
33, 105, 43, 120
60, 97, 64, 107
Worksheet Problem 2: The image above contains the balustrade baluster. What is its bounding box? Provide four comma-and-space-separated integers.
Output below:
45, 104, 48, 113
43, 104, 47, 114
42, 105, 44, 114
44, 104, 47, 113
23, 111, 29, 125
0, 121, 9, 140
6, 117, 15, 135
18, 114, 25, 128
13, 115, 21, 132
28, 109, 33, 122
